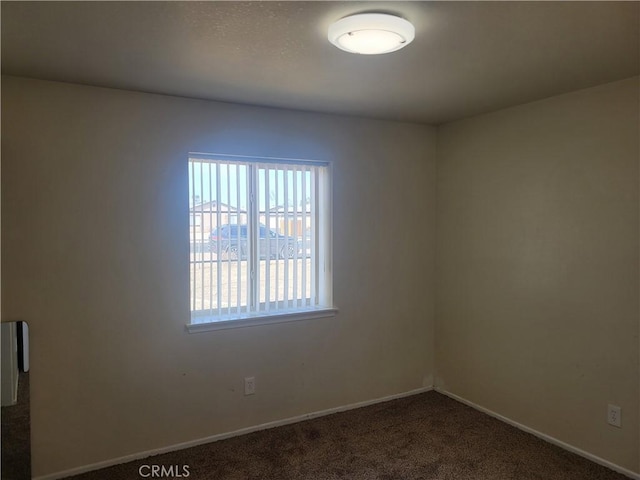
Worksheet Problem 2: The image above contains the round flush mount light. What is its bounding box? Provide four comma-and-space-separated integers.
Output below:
328, 13, 415, 55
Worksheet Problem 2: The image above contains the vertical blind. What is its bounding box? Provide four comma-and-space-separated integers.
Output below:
188, 155, 330, 324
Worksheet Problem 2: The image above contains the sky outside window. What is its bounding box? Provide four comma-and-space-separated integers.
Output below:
188, 160, 311, 211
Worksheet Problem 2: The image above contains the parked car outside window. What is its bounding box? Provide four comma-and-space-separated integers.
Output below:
210, 224, 297, 260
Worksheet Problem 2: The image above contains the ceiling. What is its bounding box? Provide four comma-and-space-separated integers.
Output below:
2, 1, 638, 125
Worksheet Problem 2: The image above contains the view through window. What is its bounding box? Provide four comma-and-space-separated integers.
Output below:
188, 154, 332, 326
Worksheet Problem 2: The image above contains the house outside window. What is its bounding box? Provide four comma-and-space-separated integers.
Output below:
189, 213, 201, 227
187, 154, 335, 331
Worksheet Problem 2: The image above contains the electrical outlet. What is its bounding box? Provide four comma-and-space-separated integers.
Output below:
607, 404, 621, 428
244, 377, 256, 396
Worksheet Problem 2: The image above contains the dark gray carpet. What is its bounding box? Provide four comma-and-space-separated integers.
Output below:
67, 391, 629, 479
1, 371, 31, 480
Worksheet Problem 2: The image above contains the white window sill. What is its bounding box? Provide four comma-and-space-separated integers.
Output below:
186, 307, 338, 333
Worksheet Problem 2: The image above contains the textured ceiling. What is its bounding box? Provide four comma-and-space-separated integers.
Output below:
2, 1, 638, 124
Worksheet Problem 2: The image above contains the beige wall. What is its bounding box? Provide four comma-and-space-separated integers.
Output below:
1, 76, 437, 477
3, 73, 638, 477
436, 77, 639, 472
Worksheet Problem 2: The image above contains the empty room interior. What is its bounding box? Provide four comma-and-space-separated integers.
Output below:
1, 1, 639, 479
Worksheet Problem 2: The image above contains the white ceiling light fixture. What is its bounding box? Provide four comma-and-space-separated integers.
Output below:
328, 13, 415, 55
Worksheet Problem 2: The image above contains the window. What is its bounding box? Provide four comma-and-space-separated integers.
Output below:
189, 213, 201, 227
187, 154, 335, 331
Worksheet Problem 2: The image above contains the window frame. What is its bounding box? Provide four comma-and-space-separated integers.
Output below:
186, 153, 337, 333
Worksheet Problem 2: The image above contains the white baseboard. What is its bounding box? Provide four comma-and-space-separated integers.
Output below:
35, 386, 434, 480
436, 387, 640, 480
